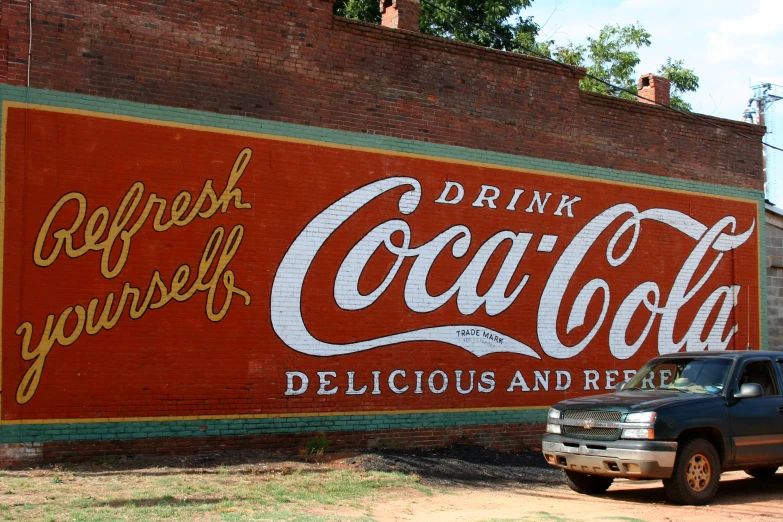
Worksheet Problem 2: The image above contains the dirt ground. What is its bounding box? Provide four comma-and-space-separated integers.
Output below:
1, 446, 780, 521
362, 471, 783, 521
351, 445, 783, 522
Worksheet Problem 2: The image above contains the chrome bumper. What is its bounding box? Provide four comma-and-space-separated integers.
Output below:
542, 435, 677, 479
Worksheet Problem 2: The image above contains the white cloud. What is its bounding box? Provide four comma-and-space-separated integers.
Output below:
706, 0, 783, 69
713, 0, 783, 38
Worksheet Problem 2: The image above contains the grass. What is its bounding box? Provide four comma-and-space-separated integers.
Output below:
0, 465, 422, 522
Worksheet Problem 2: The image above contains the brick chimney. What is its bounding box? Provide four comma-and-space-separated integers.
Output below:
637, 74, 671, 106
380, 0, 421, 32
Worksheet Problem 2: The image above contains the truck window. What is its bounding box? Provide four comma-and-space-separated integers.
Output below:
738, 360, 780, 396
626, 358, 731, 394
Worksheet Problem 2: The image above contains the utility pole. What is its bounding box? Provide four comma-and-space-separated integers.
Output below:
743, 83, 783, 200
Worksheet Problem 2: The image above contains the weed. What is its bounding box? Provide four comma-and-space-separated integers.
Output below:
412, 484, 433, 496
305, 433, 331, 462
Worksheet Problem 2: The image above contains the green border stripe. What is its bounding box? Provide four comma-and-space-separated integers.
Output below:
0, 85, 768, 442
0, 409, 547, 443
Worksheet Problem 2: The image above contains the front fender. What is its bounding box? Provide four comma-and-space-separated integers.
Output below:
656, 402, 730, 464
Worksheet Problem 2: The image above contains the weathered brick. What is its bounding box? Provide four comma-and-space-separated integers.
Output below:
0, 0, 766, 467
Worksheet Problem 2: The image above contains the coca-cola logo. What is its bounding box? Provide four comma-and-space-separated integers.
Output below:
271, 177, 754, 361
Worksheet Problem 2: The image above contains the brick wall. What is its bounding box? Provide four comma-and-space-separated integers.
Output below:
0, 0, 765, 188
0, 0, 767, 467
766, 207, 783, 350
0, 423, 546, 468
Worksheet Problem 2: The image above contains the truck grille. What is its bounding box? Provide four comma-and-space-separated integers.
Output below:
562, 426, 619, 440
563, 410, 622, 422
561, 410, 622, 440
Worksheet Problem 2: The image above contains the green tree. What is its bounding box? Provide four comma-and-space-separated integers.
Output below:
334, 0, 539, 51
334, 0, 381, 23
536, 23, 699, 110
579, 23, 650, 99
658, 58, 700, 111
533, 23, 650, 100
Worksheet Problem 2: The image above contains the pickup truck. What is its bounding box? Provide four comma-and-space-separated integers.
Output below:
542, 351, 783, 504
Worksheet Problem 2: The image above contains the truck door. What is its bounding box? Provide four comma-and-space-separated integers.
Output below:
728, 359, 783, 464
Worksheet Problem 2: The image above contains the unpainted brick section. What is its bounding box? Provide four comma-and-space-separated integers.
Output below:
0, 0, 765, 189
0, 423, 545, 468
0, 442, 43, 467
0, 26, 7, 82
767, 222, 783, 350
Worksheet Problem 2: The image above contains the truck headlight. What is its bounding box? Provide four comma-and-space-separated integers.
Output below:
546, 408, 562, 434
621, 428, 654, 439
622, 411, 655, 439
625, 412, 656, 423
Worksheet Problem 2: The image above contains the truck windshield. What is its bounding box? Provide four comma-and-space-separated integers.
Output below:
625, 358, 732, 394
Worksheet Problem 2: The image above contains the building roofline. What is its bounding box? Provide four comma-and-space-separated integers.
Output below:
334, 16, 765, 137
766, 201, 783, 217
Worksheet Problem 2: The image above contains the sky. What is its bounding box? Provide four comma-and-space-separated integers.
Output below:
523, 0, 783, 202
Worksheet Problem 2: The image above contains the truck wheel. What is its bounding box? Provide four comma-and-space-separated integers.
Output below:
564, 470, 613, 495
745, 467, 778, 479
662, 438, 720, 505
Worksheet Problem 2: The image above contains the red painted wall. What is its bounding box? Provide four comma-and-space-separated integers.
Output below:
1, 105, 761, 422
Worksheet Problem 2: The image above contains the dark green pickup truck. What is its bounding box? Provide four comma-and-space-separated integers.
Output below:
542, 351, 783, 505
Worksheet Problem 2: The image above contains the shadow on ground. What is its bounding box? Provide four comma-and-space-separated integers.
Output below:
353, 444, 563, 487
20, 445, 561, 488
33, 449, 324, 478
95, 496, 228, 508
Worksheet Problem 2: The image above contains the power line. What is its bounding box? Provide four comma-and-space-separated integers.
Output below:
419, 0, 783, 154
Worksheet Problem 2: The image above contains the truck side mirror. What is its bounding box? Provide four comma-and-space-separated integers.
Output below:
615, 381, 628, 392
733, 383, 763, 399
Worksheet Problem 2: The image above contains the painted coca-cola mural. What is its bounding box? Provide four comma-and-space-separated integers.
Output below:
0, 103, 762, 422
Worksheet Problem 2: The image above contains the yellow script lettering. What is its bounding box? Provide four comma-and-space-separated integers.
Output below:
32, 148, 253, 279
16, 225, 251, 404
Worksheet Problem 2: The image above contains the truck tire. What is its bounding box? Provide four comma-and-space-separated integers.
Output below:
563, 470, 613, 495
663, 438, 720, 505
745, 467, 778, 479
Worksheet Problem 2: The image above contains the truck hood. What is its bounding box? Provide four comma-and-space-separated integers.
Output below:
553, 390, 720, 413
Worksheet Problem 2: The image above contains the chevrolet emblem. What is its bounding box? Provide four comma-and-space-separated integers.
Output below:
581, 419, 596, 430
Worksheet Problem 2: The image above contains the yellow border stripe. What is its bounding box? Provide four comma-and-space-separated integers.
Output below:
1, 405, 550, 426
0, 102, 6, 423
